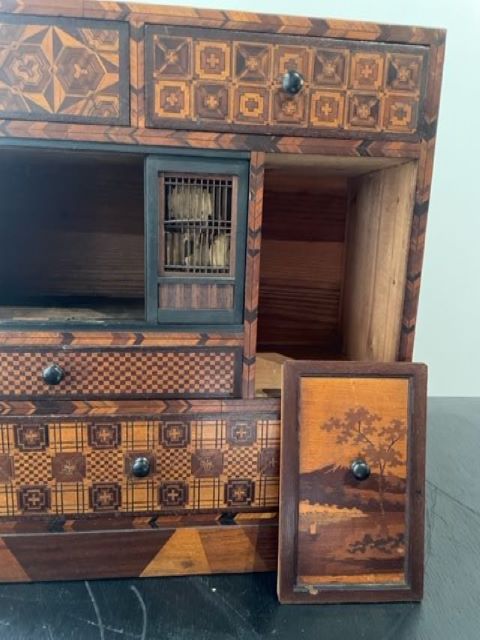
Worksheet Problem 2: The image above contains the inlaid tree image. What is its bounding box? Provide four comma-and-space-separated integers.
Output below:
323, 406, 406, 516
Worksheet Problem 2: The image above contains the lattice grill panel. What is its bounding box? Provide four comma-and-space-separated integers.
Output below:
162, 174, 233, 275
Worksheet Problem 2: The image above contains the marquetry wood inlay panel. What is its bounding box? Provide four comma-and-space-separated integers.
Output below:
0, 15, 129, 125
145, 26, 427, 137
0, 414, 280, 516
0, 348, 241, 399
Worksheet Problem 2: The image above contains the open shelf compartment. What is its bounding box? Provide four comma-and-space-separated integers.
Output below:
255, 153, 418, 396
0, 147, 145, 323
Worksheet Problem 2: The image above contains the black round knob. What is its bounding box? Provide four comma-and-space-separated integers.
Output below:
351, 459, 371, 481
42, 363, 65, 386
282, 70, 304, 95
132, 456, 151, 478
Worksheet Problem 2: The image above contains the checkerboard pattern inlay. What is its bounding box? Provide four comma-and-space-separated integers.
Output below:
0, 348, 239, 398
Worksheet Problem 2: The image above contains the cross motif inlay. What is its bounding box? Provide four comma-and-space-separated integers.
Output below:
167, 426, 182, 442
282, 100, 297, 115
24, 429, 40, 445
234, 426, 248, 440
232, 486, 247, 501
97, 489, 113, 506
204, 94, 220, 109
165, 50, 179, 64
360, 64, 374, 79
167, 488, 180, 502
321, 102, 333, 116
398, 66, 411, 82
245, 56, 259, 71
165, 93, 179, 107
357, 104, 371, 119
205, 52, 220, 69
26, 492, 42, 507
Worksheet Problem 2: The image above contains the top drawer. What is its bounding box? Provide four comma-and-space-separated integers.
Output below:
0, 14, 130, 125
145, 25, 427, 138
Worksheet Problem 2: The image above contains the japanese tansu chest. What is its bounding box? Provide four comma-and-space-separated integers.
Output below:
0, 0, 443, 592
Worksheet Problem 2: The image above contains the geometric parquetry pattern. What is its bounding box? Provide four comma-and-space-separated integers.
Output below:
0, 16, 129, 125
0, 415, 280, 516
146, 26, 425, 136
0, 348, 240, 398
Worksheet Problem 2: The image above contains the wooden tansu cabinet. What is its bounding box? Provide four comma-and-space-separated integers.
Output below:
0, 0, 444, 596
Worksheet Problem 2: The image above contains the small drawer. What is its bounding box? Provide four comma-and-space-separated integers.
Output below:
145, 25, 427, 138
0, 14, 130, 126
0, 347, 242, 399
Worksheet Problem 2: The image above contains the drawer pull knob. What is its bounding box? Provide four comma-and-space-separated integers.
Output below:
132, 456, 151, 478
42, 363, 65, 386
351, 459, 371, 481
282, 70, 304, 95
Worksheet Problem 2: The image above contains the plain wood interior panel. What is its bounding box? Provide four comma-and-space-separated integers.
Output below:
158, 283, 234, 310
257, 166, 348, 358
255, 352, 291, 397
342, 161, 418, 361
343, 162, 417, 362
0, 147, 145, 319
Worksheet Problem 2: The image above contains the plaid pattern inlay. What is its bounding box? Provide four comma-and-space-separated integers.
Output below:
0, 415, 280, 516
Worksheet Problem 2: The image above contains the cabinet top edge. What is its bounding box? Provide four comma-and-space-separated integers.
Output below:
0, 1, 446, 47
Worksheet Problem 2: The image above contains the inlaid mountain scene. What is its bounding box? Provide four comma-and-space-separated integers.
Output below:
297, 376, 409, 587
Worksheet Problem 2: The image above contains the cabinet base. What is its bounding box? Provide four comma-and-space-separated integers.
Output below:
0, 517, 278, 582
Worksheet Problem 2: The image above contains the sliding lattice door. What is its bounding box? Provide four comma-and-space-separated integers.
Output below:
146, 156, 249, 324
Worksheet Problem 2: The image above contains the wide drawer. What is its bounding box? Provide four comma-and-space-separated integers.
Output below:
145, 25, 427, 138
0, 347, 242, 399
0, 14, 130, 125
0, 405, 280, 519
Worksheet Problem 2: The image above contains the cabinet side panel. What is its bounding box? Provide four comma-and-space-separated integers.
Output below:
343, 161, 417, 361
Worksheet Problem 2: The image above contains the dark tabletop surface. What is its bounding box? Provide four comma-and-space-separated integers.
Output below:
0, 397, 478, 640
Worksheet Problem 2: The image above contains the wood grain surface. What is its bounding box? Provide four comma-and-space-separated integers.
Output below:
258, 170, 346, 358
278, 361, 427, 603
343, 161, 418, 360
0, 518, 278, 581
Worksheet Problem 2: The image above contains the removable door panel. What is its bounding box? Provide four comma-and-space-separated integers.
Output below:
278, 361, 427, 603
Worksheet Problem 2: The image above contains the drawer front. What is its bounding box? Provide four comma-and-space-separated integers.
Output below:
145, 25, 427, 138
0, 14, 129, 125
0, 347, 241, 399
0, 410, 280, 518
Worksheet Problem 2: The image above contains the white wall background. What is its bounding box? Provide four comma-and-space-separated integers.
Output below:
131, 0, 480, 396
